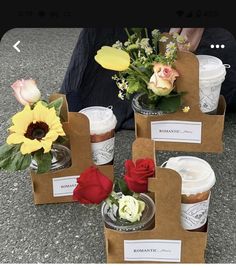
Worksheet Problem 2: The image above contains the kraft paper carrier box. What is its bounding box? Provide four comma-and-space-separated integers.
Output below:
135, 51, 226, 153
30, 94, 113, 204
104, 51, 226, 263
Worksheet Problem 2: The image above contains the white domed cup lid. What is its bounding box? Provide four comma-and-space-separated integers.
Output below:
164, 156, 216, 196
79, 106, 117, 135
196, 55, 226, 82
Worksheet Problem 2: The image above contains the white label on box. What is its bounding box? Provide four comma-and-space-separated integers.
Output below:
181, 194, 210, 230
151, 120, 202, 143
91, 137, 115, 165
124, 239, 181, 262
52, 176, 78, 197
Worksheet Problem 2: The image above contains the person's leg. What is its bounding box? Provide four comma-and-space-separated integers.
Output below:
60, 28, 135, 130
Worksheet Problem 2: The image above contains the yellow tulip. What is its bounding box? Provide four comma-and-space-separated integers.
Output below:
95, 46, 130, 71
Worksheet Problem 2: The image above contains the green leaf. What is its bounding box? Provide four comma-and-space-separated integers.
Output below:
0, 156, 11, 169
0, 143, 16, 160
48, 97, 63, 116
0, 143, 22, 168
33, 150, 52, 174
20, 154, 32, 170
126, 77, 141, 94
117, 179, 133, 195
131, 28, 143, 33
158, 95, 182, 112
0, 150, 32, 171
56, 136, 69, 145
7, 152, 25, 171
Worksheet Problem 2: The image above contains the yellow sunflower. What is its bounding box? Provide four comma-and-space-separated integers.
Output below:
6, 101, 65, 155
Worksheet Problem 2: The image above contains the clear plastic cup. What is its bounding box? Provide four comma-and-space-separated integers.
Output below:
101, 193, 155, 232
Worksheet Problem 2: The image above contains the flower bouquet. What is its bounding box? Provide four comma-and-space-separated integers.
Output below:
73, 158, 156, 231
0, 79, 69, 173
95, 28, 190, 114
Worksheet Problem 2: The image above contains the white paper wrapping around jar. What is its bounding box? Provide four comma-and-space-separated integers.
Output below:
164, 156, 216, 196
79, 106, 117, 135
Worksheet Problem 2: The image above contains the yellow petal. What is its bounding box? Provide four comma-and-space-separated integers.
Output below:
43, 130, 59, 142
6, 133, 25, 145
20, 139, 42, 154
41, 140, 53, 153
95, 46, 130, 71
33, 101, 49, 122
8, 125, 25, 135
50, 124, 65, 136
11, 105, 33, 133
44, 108, 58, 127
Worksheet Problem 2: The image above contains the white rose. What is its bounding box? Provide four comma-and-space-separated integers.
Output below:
118, 195, 145, 223
11, 79, 41, 105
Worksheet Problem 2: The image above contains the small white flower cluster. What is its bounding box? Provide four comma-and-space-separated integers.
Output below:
137, 38, 153, 56
151, 29, 160, 38
124, 41, 131, 47
112, 40, 123, 49
137, 50, 148, 64
171, 32, 191, 51
165, 41, 177, 60
140, 38, 149, 49
112, 75, 128, 100
172, 32, 187, 44
159, 36, 168, 43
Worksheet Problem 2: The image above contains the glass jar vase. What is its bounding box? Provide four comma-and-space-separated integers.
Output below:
101, 193, 155, 232
30, 143, 71, 172
132, 92, 170, 116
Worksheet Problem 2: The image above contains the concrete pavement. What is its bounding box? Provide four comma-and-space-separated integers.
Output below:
0, 28, 235, 263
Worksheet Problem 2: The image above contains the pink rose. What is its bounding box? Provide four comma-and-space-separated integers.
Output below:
148, 63, 179, 96
11, 79, 41, 105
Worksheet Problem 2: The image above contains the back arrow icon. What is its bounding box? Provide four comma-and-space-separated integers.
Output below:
13, 41, 21, 52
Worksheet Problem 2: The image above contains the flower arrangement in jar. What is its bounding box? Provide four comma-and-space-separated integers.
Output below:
0, 79, 70, 173
94, 28, 190, 114
73, 158, 156, 232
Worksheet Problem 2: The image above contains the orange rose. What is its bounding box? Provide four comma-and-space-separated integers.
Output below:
148, 63, 179, 96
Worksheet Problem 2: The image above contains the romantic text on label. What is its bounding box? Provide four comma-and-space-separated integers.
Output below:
151, 120, 202, 143
52, 176, 78, 197
124, 239, 181, 262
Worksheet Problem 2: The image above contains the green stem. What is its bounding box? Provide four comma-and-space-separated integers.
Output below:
124, 28, 131, 39
145, 28, 148, 38
129, 65, 149, 84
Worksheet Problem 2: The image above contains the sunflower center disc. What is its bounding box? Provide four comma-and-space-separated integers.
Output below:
25, 122, 49, 140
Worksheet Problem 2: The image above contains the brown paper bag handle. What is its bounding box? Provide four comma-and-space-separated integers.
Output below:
132, 138, 183, 231
48, 93, 93, 168
159, 35, 202, 112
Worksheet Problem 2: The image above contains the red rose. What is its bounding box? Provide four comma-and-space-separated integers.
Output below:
124, 158, 155, 193
73, 166, 113, 204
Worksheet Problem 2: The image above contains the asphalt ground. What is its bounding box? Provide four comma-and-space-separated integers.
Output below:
0, 28, 235, 263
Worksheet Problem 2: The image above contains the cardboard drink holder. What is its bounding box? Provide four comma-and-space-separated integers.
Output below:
30, 93, 113, 205
104, 138, 207, 263
134, 51, 226, 153
105, 49, 226, 263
